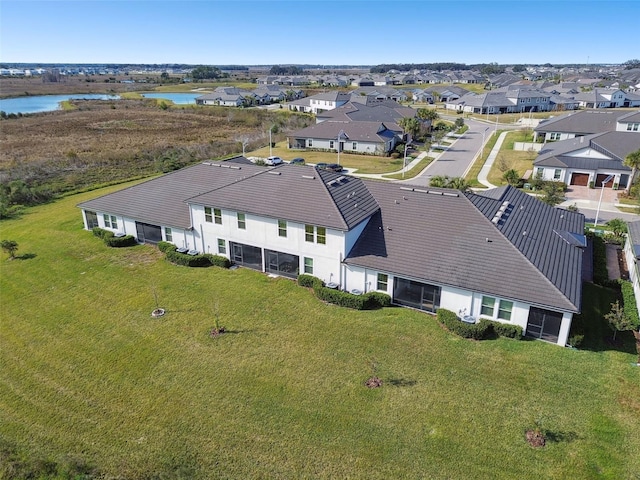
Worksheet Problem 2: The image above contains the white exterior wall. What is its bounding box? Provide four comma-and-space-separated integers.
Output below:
344, 265, 572, 346
306, 138, 387, 155
192, 204, 345, 284
543, 132, 575, 142
534, 166, 567, 182
624, 237, 640, 318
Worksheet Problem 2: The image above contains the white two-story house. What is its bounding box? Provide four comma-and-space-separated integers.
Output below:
78, 158, 586, 346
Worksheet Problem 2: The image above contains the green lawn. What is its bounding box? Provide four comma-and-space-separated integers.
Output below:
1, 188, 639, 479
248, 142, 404, 174
487, 131, 538, 186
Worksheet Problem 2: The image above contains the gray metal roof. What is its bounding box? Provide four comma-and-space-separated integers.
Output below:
77, 159, 264, 229
316, 101, 415, 125
188, 164, 379, 231
535, 155, 631, 171
288, 121, 397, 143
617, 110, 640, 123
345, 183, 583, 312
627, 220, 640, 259
535, 109, 629, 134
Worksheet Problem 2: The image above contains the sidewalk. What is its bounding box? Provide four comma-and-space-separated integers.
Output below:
476, 130, 508, 189
347, 148, 441, 179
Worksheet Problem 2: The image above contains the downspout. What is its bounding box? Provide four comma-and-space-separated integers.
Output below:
200, 224, 206, 253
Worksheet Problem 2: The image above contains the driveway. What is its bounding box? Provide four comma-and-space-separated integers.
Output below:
564, 185, 619, 204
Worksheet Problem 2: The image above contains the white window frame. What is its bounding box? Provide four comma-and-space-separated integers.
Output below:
278, 219, 287, 238
103, 214, 117, 230
480, 296, 495, 316
304, 257, 313, 274
217, 238, 226, 254
237, 212, 246, 230
165, 227, 173, 242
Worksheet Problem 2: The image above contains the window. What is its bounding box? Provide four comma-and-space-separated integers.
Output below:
103, 214, 117, 230
237, 212, 246, 229
329, 140, 334, 149
536, 167, 544, 177
549, 132, 561, 141
498, 300, 513, 320
481, 296, 495, 316
165, 227, 173, 242
352, 142, 357, 150
278, 219, 287, 237
85, 211, 99, 229
204, 207, 213, 223
305, 225, 326, 244
553, 169, 561, 180
214, 208, 222, 225
304, 257, 313, 274
627, 123, 639, 132
217, 238, 226, 254
305, 224, 314, 242
307, 139, 313, 147
377, 273, 388, 291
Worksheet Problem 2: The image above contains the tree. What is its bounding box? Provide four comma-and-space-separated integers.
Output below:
623, 59, 640, 70
606, 218, 627, 240
447, 177, 471, 193
1, 240, 18, 259
416, 108, 439, 123
540, 182, 564, 206
429, 175, 448, 188
623, 148, 640, 194
605, 300, 634, 341
503, 169, 520, 186
398, 117, 420, 138
191, 66, 224, 81
454, 117, 465, 129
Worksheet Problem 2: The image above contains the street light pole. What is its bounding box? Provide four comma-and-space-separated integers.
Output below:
269, 126, 273, 157
594, 175, 614, 229
402, 142, 410, 179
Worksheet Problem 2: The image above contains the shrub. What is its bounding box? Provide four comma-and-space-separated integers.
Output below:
591, 234, 612, 287
298, 274, 323, 289
488, 320, 523, 339
620, 279, 640, 329
163, 250, 230, 268
363, 291, 391, 309
315, 287, 367, 310
104, 235, 137, 247
92, 227, 113, 239
437, 309, 492, 339
207, 254, 231, 268
157, 241, 176, 253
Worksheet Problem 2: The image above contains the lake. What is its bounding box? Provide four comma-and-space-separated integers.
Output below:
0, 92, 204, 115
0, 94, 121, 115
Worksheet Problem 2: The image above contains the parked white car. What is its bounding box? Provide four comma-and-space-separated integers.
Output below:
265, 156, 284, 166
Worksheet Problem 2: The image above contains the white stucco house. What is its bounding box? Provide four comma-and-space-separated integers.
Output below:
78, 159, 585, 346
533, 131, 640, 189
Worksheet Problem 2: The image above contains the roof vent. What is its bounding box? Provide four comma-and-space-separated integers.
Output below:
302, 175, 315, 180
267, 171, 281, 175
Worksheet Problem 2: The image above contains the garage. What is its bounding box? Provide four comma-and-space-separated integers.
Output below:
570, 173, 589, 186
595, 174, 615, 188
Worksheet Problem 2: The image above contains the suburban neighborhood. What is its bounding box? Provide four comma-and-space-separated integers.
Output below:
2, 3, 640, 473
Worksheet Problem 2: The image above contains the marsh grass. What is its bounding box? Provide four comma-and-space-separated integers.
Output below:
1, 189, 639, 479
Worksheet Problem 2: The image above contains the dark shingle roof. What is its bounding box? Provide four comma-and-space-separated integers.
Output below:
188, 165, 379, 231
77, 159, 264, 229
345, 183, 583, 312
535, 109, 630, 135
288, 121, 396, 143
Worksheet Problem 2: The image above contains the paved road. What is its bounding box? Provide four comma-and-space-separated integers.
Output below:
401, 118, 513, 186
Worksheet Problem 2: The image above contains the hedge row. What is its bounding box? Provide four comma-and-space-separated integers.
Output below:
620, 279, 640, 329
437, 309, 522, 340
92, 227, 137, 248
164, 249, 231, 268
591, 234, 613, 287
297, 274, 391, 310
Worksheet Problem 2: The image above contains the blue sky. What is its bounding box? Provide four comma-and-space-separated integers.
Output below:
1, 1, 638, 66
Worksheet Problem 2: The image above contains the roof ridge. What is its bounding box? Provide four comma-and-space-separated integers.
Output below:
464, 188, 579, 311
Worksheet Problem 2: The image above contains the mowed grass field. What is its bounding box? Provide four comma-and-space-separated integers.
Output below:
1, 186, 640, 479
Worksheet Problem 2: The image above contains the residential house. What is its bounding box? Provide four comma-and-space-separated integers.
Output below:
287, 121, 398, 155
287, 91, 352, 114
315, 100, 417, 135
533, 109, 635, 142
572, 88, 627, 109
349, 87, 408, 103
533, 131, 640, 188
78, 160, 585, 346
624, 221, 640, 320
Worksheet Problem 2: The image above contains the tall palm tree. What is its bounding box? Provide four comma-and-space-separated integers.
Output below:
624, 148, 640, 194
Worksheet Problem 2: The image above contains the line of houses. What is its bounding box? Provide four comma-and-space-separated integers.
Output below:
78, 157, 585, 347
531, 109, 640, 190
195, 86, 305, 107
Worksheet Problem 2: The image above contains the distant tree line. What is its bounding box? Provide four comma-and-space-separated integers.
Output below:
190, 66, 228, 80
269, 65, 304, 75
370, 63, 471, 73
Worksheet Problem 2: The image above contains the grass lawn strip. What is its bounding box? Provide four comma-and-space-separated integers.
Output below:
0, 187, 639, 479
